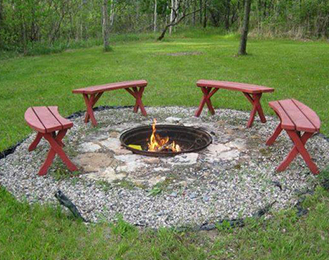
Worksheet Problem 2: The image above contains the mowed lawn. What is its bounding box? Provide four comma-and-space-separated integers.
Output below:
0, 33, 329, 151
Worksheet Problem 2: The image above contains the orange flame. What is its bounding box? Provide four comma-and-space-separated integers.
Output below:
147, 119, 181, 152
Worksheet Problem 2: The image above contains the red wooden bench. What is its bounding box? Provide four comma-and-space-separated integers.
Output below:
195, 80, 274, 127
25, 106, 78, 176
266, 99, 321, 174
72, 80, 148, 126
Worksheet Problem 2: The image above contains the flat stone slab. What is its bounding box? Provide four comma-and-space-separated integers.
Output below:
0, 106, 328, 229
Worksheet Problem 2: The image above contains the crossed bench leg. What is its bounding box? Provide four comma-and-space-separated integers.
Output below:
195, 88, 266, 128
29, 130, 78, 176
195, 87, 219, 117
266, 124, 319, 174
83, 86, 147, 126
124, 87, 147, 116
243, 93, 266, 128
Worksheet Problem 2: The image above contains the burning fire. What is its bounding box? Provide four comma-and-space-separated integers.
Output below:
148, 119, 181, 152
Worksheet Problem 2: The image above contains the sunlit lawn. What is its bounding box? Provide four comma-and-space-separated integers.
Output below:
1, 31, 328, 151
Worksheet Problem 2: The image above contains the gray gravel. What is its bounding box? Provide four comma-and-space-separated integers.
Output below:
0, 106, 328, 229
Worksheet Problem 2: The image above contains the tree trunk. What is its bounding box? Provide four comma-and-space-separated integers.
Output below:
110, 0, 115, 27
238, 0, 251, 55
193, 0, 196, 25
169, 0, 174, 35
158, 7, 200, 41
199, 0, 203, 25
225, 0, 231, 30
203, 0, 207, 28
102, 0, 110, 51
174, 0, 178, 32
0, 0, 4, 28
153, 0, 157, 32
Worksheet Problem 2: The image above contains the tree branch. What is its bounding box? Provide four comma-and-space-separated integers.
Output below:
157, 8, 201, 41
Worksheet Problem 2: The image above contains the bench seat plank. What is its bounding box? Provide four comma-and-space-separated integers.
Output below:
268, 101, 295, 130
25, 108, 46, 133
278, 99, 316, 132
48, 106, 73, 129
32, 107, 63, 133
197, 80, 274, 94
72, 80, 148, 95
292, 99, 320, 131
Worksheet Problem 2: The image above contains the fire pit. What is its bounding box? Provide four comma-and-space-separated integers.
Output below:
120, 119, 212, 157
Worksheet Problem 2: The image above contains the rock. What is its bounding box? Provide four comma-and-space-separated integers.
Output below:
207, 143, 230, 155
115, 154, 147, 173
189, 192, 197, 199
100, 138, 132, 155
74, 153, 116, 172
170, 192, 178, 197
203, 195, 210, 202
202, 172, 210, 177
78, 142, 101, 153
165, 117, 182, 123
86, 167, 126, 182
109, 131, 119, 138
153, 167, 170, 172
148, 176, 166, 186
168, 153, 199, 165
227, 138, 246, 151
143, 158, 161, 164
99, 138, 121, 149
217, 150, 240, 160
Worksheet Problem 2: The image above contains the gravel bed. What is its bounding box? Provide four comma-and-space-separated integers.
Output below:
0, 106, 328, 229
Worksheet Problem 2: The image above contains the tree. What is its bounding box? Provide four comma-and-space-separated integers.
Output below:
203, 0, 207, 28
158, 0, 200, 41
153, 0, 157, 32
0, 0, 3, 26
238, 0, 252, 55
102, 0, 111, 51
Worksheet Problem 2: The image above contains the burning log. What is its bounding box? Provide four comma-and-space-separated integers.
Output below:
147, 119, 181, 152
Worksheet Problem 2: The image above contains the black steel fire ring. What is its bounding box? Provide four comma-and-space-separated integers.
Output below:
120, 124, 212, 157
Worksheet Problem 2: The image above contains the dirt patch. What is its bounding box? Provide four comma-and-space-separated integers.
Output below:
162, 51, 203, 57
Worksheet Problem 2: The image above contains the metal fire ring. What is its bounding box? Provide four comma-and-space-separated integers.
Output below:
119, 124, 212, 157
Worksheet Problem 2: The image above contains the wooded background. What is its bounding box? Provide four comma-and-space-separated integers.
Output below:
0, 0, 328, 53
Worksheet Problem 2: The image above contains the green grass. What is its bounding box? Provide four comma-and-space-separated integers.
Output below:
1, 31, 329, 151
1, 30, 329, 259
1, 181, 329, 259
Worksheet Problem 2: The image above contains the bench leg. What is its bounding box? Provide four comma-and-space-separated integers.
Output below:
195, 87, 219, 117
125, 87, 147, 116
39, 130, 78, 176
266, 123, 283, 146
277, 131, 319, 175
83, 93, 103, 126
243, 93, 266, 128
28, 132, 43, 151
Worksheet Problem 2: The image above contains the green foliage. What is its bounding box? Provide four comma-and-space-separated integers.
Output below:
148, 186, 162, 196
0, 0, 328, 54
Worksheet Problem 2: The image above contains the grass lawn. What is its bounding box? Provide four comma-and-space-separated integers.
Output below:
1, 182, 329, 259
0, 31, 329, 151
0, 30, 329, 259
